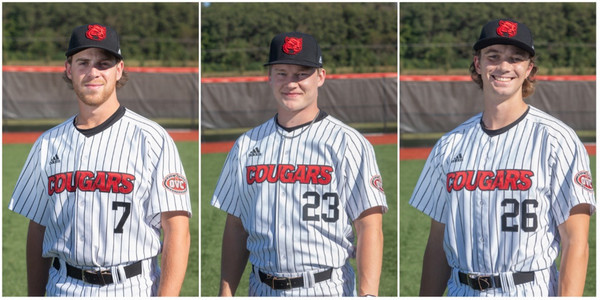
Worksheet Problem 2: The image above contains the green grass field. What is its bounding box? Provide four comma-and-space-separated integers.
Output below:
2, 141, 199, 296
201, 144, 398, 296
400, 156, 597, 296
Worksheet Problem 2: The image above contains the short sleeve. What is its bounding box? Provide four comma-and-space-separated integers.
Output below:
9, 138, 51, 225
409, 139, 449, 223
211, 141, 242, 217
148, 132, 192, 223
550, 136, 596, 225
344, 135, 388, 221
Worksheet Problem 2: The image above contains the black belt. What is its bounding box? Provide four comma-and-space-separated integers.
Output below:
53, 258, 142, 286
255, 266, 333, 290
458, 271, 535, 291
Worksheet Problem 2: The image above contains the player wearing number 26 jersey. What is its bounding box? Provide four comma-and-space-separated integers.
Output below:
409, 19, 595, 297
8, 24, 191, 297
211, 32, 388, 297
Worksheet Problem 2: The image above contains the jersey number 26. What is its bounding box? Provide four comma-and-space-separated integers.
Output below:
501, 198, 538, 232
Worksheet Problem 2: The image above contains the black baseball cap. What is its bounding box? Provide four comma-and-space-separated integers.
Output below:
265, 32, 323, 68
66, 24, 123, 60
474, 19, 535, 56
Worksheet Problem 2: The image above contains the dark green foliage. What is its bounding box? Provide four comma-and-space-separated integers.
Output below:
201, 3, 398, 74
400, 3, 596, 74
3, 3, 199, 66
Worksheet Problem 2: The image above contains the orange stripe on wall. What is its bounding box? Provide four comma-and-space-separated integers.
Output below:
399, 75, 595, 82
3, 65, 198, 73
3, 130, 198, 144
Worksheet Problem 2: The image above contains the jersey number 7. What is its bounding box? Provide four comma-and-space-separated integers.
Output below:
112, 201, 131, 233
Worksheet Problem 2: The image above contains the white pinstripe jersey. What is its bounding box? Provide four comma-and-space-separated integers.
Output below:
211, 112, 387, 274
409, 106, 595, 295
9, 106, 192, 268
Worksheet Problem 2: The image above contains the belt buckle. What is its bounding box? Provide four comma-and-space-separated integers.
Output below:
469, 274, 492, 291
268, 274, 292, 290
81, 269, 96, 284
82, 269, 110, 286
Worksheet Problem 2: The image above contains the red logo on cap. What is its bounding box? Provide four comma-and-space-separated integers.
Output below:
86, 24, 106, 41
496, 20, 517, 38
282, 37, 302, 55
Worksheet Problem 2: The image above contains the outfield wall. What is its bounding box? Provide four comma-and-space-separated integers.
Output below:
3, 66, 198, 124
201, 73, 398, 130
400, 75, 596, 133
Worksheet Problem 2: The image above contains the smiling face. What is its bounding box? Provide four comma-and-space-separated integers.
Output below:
65, 47, 123, 107
268, 64, 325, 122
474, 44, 534, 102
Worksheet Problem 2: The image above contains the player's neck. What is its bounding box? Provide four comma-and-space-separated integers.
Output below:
75, 98, 121, 129
481, 96, 528, 130
276, 106, 320, 128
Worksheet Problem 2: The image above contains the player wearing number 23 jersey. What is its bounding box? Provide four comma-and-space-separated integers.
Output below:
211, 32, 388, 297
409, 19, 595, 297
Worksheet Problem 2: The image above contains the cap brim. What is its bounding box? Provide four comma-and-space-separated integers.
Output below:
264, 59, 322, 68
474, 38, 535, 56
65, 46, 123, 60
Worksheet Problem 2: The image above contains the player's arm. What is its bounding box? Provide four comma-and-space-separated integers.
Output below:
26, 220, 52, 296
419, 219, 451, 296
219, 213, 249, 296
158, 211, 191, 296
557, 203, 592, 296
354, 206, 384, 296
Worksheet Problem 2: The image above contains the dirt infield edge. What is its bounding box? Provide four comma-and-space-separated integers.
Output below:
3, 130, 199, 144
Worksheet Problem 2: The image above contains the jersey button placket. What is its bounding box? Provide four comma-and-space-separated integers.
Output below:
487, 136, 497, 161
75, 138, 92, 259
274, 136, 288, 271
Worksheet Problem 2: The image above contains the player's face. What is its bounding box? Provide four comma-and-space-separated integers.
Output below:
268, 64, 325, 116
66, 48, 123, 107
474, 44, 533, 101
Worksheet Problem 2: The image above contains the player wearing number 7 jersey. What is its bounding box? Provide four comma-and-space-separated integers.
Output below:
8, 24, 192, 296
409, 19, 595, 296
211, 32, 388, 296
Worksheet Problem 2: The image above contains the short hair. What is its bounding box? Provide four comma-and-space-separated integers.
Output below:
267, 65, 323, 76
62, 49, 128, 89
469, 49, 538, 98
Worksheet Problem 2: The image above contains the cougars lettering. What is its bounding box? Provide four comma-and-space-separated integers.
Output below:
48, 171, 135, 195
447, 169, 534, 192
246, 164, 333, 185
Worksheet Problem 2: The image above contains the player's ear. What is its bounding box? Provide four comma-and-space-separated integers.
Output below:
525, 59, 534, 78
64, 60, 72, 79
116, 60, 124, 81
317, 68, 326, 87
473, 56, 481, 74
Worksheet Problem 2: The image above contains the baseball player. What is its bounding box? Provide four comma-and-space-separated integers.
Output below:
409, 19, 595, 296
211, 32, 388, 296
8, 24, 192, 296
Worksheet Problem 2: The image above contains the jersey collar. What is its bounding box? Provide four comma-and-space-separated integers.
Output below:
74, 105, 126, 137
480, 106, 530, 136
275, 110, 328, 132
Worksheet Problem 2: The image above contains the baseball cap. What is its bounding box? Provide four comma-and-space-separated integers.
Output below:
265, 32, 323, 68
473, 19, 535, 56
66, 24, 123, 60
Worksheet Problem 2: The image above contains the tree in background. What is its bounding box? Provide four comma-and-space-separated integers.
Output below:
3, 2, 198, 67
201, 2, 397, 75
400, 2, 596, 74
